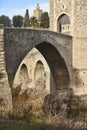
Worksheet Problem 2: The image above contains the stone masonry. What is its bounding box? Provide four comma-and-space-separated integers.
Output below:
50, 0, 87, 96
13, 48, 51, 94
0, 0, 87, 113
0, 26, 12, 113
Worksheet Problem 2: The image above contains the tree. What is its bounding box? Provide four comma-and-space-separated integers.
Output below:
13, 15, 23, 27
41, 12, 49, 28
30, 16, 38, 27
24, 9, 30, 27
0, 15, 11, 27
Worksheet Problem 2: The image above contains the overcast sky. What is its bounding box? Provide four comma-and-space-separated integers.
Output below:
0, 0, 49, 19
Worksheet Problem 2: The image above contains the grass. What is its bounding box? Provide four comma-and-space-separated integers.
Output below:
0, 120, 51, 130
0, 116, 48, 130
0, 121, 29, 130
0, 120, 87, 130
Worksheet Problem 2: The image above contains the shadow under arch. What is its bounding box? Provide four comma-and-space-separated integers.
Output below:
36, 42, 70, 93
57, 13, 71, 34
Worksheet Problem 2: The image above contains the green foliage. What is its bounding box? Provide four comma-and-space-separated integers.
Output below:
30, 116, 46, 124
41, 12, 49, 28
13, 15, 23, 27
0, 15, 11, 27
0, 121, 30, 130
30, 16, 38, 27
24, 9, 30, 27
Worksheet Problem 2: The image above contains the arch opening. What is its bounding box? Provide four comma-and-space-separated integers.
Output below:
57, 14, 71, 35
18, 63, 29, 90
34, 60, 46, 89
13, 42, 71, 95
36, 42, 70, 94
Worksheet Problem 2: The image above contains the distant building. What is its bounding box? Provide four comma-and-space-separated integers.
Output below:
33, 4, 42, 24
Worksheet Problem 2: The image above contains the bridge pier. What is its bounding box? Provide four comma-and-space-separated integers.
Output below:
0, 25, 12, 115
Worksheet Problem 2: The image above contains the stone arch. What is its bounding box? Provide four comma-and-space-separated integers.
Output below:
57, 13, 71, 35
4, 29, 72, 93
19, 64, 29, 83
13, 63, 29, 89
31, 48, 51, 93
34, 60, 46, 89
13, 48, 51, 92
36, 42, 70, 93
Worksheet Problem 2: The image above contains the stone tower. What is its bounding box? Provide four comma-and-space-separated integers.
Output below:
50, 0, 75, 35
50, 0, 87, 95
33, 4, 42, 24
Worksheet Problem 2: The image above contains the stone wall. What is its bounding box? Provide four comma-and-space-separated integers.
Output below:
4, 29, 72, 93
13, 48, 51, 94
0, 26, 12, 113
50, 0, 74, 35
50, 0, 87, 37
50, 0, 87, 96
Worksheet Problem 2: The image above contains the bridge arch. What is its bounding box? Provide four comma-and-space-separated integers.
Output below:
13, 48, 51, 92
4, 29, 72, 93
36, 42, 70, 92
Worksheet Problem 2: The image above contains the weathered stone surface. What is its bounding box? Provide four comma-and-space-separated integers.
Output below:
4, 28, 72, 95
0, 0, 87, 116
13, 48, 51, 94
0, 28, 12, 113
50, 0, 87, 96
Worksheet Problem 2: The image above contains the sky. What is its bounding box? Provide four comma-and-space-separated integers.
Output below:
0, 0, 49, 19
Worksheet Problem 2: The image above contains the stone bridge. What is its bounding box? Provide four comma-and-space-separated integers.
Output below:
0, 27, 87, 112
4, 28, 72, 89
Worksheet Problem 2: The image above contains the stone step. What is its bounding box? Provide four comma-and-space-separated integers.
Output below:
0, 42, 4, 45
0, 69, 5, 72
0, 33, 3, 37
0, 70, 6, 74
0, 52, 4, 57
0, 61, 5, 64
0, 50, 5, 55
0, 61, 5, 63
0, 41, 4, 43
0, 54, 4, 57
0, 62, 5, 65
0, 47, 4, 50
0, 48, 4, 51
0, 42, 4, 46
0, 40, 4, 42
0, 38, 3, 40
0, 54, 5, 57
0, 49, 4, 51
0, 66, 5, 69
0, 65, 5, 68
0, 68, 5, 71
0, 60, 5, 63
0, 39, 4, 41
0, 62, 5, 64
0, 58, 5, 61
0, 58, 4, 60
0, 67, 5, 70
0, 51, 5, 54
